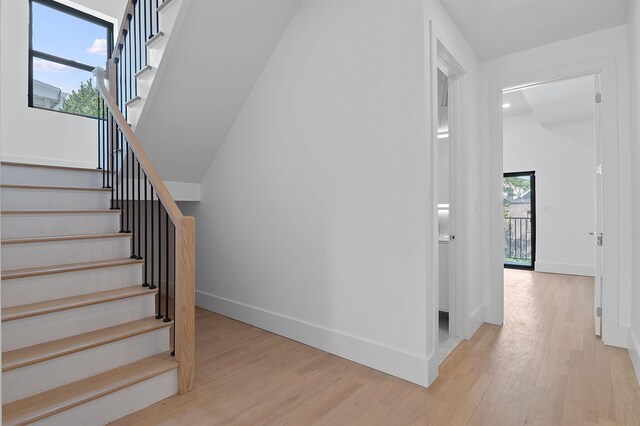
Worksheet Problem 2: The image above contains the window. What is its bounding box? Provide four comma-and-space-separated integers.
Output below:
29, 0, 113, 118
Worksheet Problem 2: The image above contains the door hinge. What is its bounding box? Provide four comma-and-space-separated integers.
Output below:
597, 234, 603, 246
596, 164, 603, 175
595, 93, 602, 103
596, 307, 602, 317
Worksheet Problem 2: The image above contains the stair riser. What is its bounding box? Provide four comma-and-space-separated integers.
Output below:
2, 264, 143, 308
3, 328, 170, 403
2, 237, 131, 270
1, 165, 103, 187
1, 213, 121, 239
3, 294, 156, 351
1, 188, 111, 210
35, 369, 177, 426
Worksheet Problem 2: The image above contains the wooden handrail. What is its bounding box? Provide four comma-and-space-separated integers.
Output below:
94, 64, 195, 394
94, 66, 183, 223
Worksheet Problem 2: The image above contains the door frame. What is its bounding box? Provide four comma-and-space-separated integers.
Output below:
429, 34, 468, 360
487, 57, 626, 347
502, 171, 536, 271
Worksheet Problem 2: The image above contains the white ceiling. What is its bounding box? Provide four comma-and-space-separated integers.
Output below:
439, 0, 630, 60
502, 74, 595, 126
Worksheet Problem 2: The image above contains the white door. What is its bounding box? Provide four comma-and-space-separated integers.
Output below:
593, 75, 603, 336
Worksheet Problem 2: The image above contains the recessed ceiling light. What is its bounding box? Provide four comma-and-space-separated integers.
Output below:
502, 103, 511, 108
437, 133, 449, 139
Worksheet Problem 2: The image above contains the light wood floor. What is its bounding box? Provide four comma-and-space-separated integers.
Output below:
113, 269, 640, 425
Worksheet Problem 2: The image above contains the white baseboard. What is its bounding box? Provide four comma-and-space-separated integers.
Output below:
466, 305, 485, 339
484, 304, 503, 326
535, 261, 595, 277
629, 328, 640, 386
195, 290, 434, 387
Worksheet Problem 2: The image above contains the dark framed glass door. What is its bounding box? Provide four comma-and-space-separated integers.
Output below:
503, 171, 536, 270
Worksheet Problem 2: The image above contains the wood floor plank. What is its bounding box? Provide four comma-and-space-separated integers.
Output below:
112, 270, 640, 425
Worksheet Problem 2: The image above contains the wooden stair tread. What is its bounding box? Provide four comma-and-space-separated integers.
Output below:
1, 258, 143, 280
2, 232, 131, 245
3, 317, 172, 372
1, 184, 110, 192
146, 31, 165, 48
157, 0, 176, 13
1, 161, 104, 174
2, 353, 178, 426
2, 286, 157, 322
1, 209, 120, 215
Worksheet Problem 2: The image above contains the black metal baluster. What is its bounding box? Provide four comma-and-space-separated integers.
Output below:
108, 114, 114, 208
156, 193, 163, 319
143, 0, 148, 63
132, 1, 137, 96
148, 0, 155, 39
123, 30, 128, 119
137, 0, 142, 70
164, 208, 171, 322
99, 98, 103, 183
137, 162, 142, 259
112, 114, 119, 211
117, 46, 123, 112
102, 99, 107, 187
130, 155, 137, 258
127, 14, 133, 106
171, 220, 176, 355
150, 186, 156, 290
143, 173, 149, 287
118, 129, 127, 233
97, 95, 102, 174
125, 144, 129, 233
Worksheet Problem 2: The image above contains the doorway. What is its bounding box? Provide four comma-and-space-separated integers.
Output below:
434, 43, 465, 364
499, 73, 602, 336
503, 171, 536, 270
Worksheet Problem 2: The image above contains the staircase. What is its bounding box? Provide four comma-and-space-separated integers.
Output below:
1, 0, 195, 424
1, 164, 178, 425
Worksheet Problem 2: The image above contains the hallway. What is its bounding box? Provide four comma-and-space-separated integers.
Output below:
114, 270, 640, 425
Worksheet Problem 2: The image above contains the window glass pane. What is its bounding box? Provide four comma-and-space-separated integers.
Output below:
32, 58, 100, 117
503, 174, 533, 268
32, 1, 109, 68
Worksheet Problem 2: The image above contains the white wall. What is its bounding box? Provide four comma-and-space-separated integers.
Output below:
481, 26, 631, 346
135, 0, 301, 184
186, 0, 482, 386
627, 0, 640, 383
0, 0, 125, 169
503, 114, 595, 276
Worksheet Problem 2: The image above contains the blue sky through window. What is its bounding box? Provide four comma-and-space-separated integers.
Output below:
32, 2, 109, 94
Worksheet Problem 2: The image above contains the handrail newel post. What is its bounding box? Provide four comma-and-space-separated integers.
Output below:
175, 217, 195, 394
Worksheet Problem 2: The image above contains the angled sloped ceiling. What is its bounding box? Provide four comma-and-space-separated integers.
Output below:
135, 0, 301, 183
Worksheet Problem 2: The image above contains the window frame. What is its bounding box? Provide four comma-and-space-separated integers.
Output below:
503, 170, 537, 271
28, 0, 114, 119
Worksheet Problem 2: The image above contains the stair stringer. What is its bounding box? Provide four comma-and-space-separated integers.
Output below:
126, 0, 192, 129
